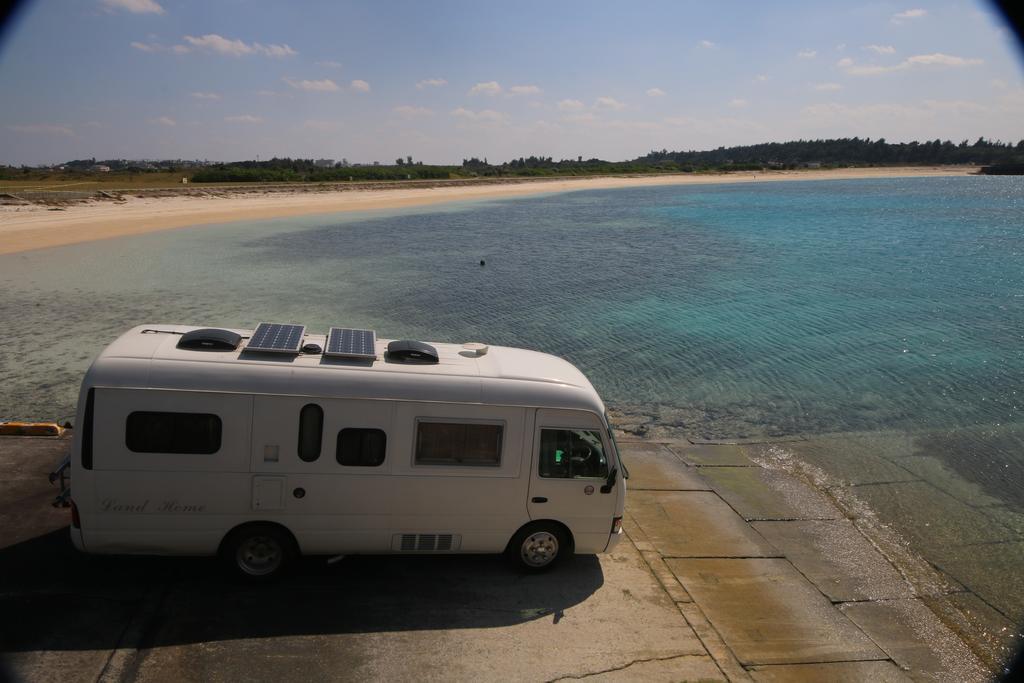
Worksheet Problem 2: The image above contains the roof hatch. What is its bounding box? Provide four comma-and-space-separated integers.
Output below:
177, 328, 242, 351
386, 339, 439, 364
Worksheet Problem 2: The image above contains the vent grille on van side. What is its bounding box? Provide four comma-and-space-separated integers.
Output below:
395, 533, 458, 552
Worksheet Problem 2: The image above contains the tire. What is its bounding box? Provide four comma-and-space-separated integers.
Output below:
507, 523, 570, 572
221, 523, 297, 582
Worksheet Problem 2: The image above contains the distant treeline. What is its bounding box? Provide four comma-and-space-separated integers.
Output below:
186, 138, 1023, 183
7, 137, 1023, 183
639, 137, 1024, 167
189, 159, 455, 183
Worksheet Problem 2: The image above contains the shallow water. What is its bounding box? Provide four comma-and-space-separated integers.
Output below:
2, 176, 1023, 621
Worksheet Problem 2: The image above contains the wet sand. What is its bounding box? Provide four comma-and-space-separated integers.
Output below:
0, 166, 977, 256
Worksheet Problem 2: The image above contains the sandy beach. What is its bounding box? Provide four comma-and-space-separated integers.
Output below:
0, 166, 978, 256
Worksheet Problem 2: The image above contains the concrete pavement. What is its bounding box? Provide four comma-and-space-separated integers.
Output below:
0, 433, 997, 681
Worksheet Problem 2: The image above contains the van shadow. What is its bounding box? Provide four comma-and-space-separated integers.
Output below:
1, 528, 605, 653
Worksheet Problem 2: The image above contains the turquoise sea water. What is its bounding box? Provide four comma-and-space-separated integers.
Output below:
3, 175, 1024, 629
3, 176, 1022, 492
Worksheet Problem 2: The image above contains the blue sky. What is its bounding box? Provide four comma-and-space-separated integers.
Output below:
1, 0, 1022, 164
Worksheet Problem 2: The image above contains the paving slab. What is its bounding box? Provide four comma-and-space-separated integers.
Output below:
559, 654, 726, 682
628, 490, 778, 558
930, 541, 1024, 625
851, 481, 1016, 554
127, 535, 707, 683
698, 466, 842, 521
753, 439, 919, 487
840, 599, 990, 682
983, 505, 1024, 537
922, 591, 1021, 673
896, 455, 1004, 508
752, 520, 912, 602
616, 442, 711, 491
666, 558, 885, 666
667, 442, 757, 467
748, 660, 912, 682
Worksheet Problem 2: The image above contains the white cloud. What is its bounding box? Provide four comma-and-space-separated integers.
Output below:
450, 107, 505, 123
698, 39, 716, 49
663, 116, 692, 126
393, 105, 432, 118
8, 123, 73, 136
892, 8, 927, 22
797, 49, 817, 59
469, 81, 502, 96
316, 60, 343, 69
224, 115, 263, 123
729, 98, 749, 108
864, 44, 896, 55
101, 0, 164, 15
557, 99, 585, 111
190, 91, 221, 100
283, 77, 339, 92
843, 52, 983, 76
594, 96, 625, 110
755, 74, 769, 82
350, 79, 371, 92
837, 57, 854, 68
416, 78, 447, 89
131, 40, 193, 54
183, 34, 296, 58
509, 85, 542, 96
646, 87, 666, 97
148, 116, 176, 126
907, 53, 982, 67
814, 82, 842, 91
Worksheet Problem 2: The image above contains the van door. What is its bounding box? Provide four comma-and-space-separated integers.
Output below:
527, 409, 618, 554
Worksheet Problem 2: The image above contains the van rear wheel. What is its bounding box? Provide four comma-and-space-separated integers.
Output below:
222, 523, 296, 581
508, 523, 569, 572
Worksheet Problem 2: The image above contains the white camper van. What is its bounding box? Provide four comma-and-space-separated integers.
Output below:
67, 323, 627, 578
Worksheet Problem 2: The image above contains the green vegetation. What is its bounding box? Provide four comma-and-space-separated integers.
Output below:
3, 137, 1023, 188
189, 138, 1024, 182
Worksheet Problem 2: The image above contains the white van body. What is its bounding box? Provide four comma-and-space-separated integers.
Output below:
69, 325, 626, 570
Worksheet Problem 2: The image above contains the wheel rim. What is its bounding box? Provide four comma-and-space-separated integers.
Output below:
236, 534, 283, 576
520, 530, 559, 567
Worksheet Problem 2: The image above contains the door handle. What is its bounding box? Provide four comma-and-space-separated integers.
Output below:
531, 497, 548, 503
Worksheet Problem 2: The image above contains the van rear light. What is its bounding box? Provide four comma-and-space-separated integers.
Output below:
71, 501, 81, 529
611, 516, 622, 534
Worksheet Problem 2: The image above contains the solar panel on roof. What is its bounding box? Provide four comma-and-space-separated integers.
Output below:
246, 322, 306, 354
325, 327, 377, 360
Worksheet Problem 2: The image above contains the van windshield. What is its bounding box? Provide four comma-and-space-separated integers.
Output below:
603, 412, 629, 480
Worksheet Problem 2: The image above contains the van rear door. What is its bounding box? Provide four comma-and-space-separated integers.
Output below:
527, 409, 618, 554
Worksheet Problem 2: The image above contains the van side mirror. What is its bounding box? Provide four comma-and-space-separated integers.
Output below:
600, 467, 618, 494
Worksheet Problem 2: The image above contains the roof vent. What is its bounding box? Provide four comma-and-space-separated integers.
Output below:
462, 342, 489, 356
177, 328, 242, 351
386, 340, 439, 364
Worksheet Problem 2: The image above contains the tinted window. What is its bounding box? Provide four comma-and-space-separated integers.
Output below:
539, 429, 608, 479
415, 422, 503, 466
126, 411, 222, 454
297, 403, 323, 462
337, 428, 386, 467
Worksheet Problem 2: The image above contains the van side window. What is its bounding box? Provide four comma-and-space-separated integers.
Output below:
337, 428, 386, 467
297, 403, 323, 462
415, 422, 503, 467
539, 429, 608, 479
126, 411, 222, 454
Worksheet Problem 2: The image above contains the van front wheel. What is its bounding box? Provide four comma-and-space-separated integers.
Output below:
221, 523, 297, 581
508, 523, 569, 572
